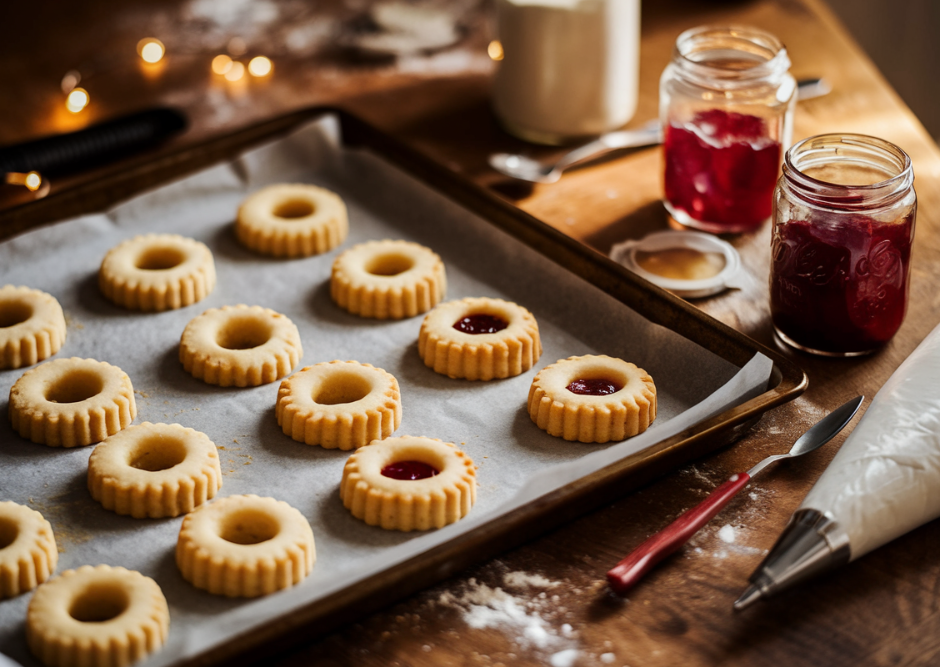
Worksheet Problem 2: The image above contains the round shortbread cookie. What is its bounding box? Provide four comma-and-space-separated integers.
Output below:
330, 239, 446, 319
176, 494, 316, 597
276, 360, 402, 450
528, 355, 657, 443
179, 305, 302, 387
0, 501, 57, 599
27, 564, 169, 667
99, 234, 216, 311
9, 357, 137, 447
88, 422, 223, 519
418, 297, 541, 380
236, 183, 348, 258
0, 285, 67, 370
340, 436, 476, 532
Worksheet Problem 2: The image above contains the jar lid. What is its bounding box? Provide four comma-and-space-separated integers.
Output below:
610, 230, 742, 298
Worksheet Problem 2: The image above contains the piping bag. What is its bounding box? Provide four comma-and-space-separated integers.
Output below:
735, 321, 940, 610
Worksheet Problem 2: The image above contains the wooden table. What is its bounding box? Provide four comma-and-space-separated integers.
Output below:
3, 1, 940, 665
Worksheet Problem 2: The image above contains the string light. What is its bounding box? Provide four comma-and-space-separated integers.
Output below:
137, 38, 165, 63
61, 70, 81, 94
66, 87, 89, 113
488, 40, 504, 61
211, 54, 233, 75
248, 56, 272, 77
5, 171, 44, 191
224, 61, 245, 82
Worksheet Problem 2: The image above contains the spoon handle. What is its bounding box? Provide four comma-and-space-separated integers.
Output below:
606, 472, 751, 595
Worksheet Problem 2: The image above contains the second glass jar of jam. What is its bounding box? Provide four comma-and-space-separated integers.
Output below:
770, 134, 916, 356
660, 25, 796, 233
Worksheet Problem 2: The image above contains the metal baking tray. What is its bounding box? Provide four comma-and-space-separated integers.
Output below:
0, 108, 806, 667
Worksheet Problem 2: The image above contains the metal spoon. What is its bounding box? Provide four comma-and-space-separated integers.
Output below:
606, 394, 864, 596
489, 77, 832, 184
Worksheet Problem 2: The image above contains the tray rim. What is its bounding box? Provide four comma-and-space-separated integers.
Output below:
0, 106, 807, 667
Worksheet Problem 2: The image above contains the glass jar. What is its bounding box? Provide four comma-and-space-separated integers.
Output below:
492, 0, 641, 146
770, 134, 916, 356
660, 25, 796, 233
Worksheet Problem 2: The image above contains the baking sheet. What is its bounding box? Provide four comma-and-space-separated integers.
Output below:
0, 115, 772, 665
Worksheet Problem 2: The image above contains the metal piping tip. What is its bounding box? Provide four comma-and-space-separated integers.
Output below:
733, 584, 763, 611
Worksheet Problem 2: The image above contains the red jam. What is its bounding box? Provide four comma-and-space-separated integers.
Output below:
381, 461, 440, 480
566, 378, 622, 396
770, 212, 914, 354
663, 109, 782, 231
454, 314, 508, 334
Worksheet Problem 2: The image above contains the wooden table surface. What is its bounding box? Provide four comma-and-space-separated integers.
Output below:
3, 1, 940, 665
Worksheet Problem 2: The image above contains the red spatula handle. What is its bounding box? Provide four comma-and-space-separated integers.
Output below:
606, 472, 751, 595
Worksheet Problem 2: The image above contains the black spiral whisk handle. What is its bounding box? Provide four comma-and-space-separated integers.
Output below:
0, 107, 188, 175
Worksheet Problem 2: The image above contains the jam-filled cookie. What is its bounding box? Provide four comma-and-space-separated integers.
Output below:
528, 355, 657, 443
340, 436, 476, 531
418, 297, 541, 380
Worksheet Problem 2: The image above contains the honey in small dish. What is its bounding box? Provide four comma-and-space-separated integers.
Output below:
634, 247, 726, 282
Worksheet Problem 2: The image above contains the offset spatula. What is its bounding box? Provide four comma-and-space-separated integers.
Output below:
606, 395, 864, 595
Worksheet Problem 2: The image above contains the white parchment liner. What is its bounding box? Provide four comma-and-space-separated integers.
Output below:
0, 115, 771, 665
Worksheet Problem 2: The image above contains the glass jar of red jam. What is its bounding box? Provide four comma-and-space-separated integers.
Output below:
770, 134, 916, 356
660, 26, 796, 233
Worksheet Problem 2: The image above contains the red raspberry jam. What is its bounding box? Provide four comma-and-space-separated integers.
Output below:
566, 379, 623, 396
381, 461, 440, 480
663, 109, 782, 231
454, 314, 508, 334
770, 212, 913, 354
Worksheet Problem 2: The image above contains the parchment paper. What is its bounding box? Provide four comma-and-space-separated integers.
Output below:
0, 115, 772, 665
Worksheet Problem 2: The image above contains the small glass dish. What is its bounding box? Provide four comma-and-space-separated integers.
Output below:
610, 230, 742, 298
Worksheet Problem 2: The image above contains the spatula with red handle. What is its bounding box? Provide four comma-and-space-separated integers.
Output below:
606, 395, 864, 595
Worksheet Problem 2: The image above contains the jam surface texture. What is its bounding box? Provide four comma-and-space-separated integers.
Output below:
381, 461, 440, 480
566, 378, 623, 396
664, 109, 781, 230
453, 314, 509, 335
770, 212, 914, 353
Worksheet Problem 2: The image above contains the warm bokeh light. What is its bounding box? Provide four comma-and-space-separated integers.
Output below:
248, 56, 272, 77
61, 70, 81, 94
227, 37, 247, 57
137, 38, 165, 63
66, 87, 89, 113
211, 54, 233, 75
24, 172, 43, 191
224, 61, 245, 82
488, 40, 504, 61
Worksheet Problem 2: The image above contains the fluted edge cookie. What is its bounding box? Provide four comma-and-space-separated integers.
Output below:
176, 494, 315, 597
99, 234, 216, 311
27, 564, 169, 667
276, 360, 402, 450
0, 285, 67, 370
0, 501, 57, 599
528, 354, 657, 443
340, 436, 476, 531
236, 183, 348, 258
179, 305, 302, 387
9, 357, 137, 447
88, 422, 223, 519
418, 297, 541, 380
331, 239, 446, 319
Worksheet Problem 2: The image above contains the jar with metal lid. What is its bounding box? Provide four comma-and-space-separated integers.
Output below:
660, 25, 796, 233
770, 133, 916, 356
